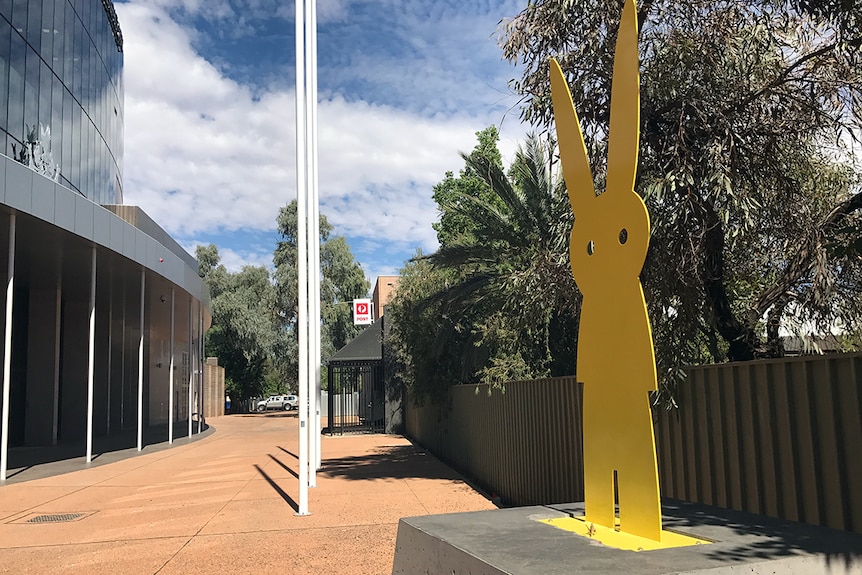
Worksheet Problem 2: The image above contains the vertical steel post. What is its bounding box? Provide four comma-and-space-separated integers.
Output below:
198, 307, 204, 427
137, 268, 144, 451
120, 277, 126, 431
168, 288, 175, 443
86, 247, 97, 462
106, 273, 112, 434
52, 282, 61, 444
188, 297, 193, 438
0, 214, 16, 481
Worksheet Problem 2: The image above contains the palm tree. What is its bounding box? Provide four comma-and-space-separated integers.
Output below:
423, 133, 581, 381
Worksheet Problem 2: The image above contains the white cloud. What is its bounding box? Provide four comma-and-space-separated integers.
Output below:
117, 0, 529, 277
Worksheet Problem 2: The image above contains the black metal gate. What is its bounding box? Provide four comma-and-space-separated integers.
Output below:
327, 361, 384, 434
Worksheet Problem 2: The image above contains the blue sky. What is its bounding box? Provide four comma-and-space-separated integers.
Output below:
113, 0, 530, 285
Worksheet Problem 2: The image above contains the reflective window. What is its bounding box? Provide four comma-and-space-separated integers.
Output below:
26, 0, 40, 50
61, 87, 72, 182
0, 0, 124, 199
62, 1, 72, 86
70, 102, 80, 190
71, 9, 80, 96
10, 0, 25, 37
40, 0, 53, 65
51, 73, 62, 166
7, 27, 24, 144
38, 58, 51, 130
0, 19, 10, 135
23, 46, 38, 136
53, 0, 64, 72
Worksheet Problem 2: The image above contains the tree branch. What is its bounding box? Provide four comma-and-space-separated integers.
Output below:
751, 191, 862, 321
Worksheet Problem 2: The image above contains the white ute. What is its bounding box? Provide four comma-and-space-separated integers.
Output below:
256, 395, 299, 411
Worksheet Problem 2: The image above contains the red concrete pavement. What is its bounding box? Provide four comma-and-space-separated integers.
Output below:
0, 413, 495, 574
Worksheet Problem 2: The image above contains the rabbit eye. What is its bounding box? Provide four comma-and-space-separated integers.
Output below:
587, 241, 595, 256
619, 229, 628, 244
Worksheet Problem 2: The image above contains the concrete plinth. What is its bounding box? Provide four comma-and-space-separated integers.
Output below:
392, 500, 862, 574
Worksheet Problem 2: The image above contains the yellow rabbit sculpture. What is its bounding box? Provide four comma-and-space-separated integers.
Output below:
550, 0, 662, 541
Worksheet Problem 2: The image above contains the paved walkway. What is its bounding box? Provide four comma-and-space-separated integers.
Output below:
0, 413, 495, 574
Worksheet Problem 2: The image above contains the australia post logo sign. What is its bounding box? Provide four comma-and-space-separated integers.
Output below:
353, 299, 373, 325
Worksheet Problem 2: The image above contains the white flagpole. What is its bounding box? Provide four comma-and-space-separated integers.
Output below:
310, 0, 323, 475
305, 0, 321, 485
295, 0, 310, 516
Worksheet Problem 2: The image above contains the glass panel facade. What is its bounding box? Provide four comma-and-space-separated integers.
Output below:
0, 0, 122, 204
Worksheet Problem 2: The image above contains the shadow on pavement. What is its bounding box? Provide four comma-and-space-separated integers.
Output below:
268, 453, 299, 479
4, 421, 211, 483
254, 464, 298, 512
277, 445, 298, 459
321, 445, 464, 481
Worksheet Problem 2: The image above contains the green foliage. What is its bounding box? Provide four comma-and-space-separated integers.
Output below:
273, 200, 370, 387
385, 254, 471, 405
198, 245, 284, 400
500, 0, 862, 402
199, 203, 368, 399
387, 131, 581, 402
432, 126, 506, 246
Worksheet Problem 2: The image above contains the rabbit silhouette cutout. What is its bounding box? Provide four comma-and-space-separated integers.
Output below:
550, 0, 662, 542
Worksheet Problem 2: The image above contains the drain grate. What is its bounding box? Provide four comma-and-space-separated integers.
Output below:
26, 513, 83, 524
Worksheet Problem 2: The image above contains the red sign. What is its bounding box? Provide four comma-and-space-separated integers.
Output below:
353, 299, 372, 325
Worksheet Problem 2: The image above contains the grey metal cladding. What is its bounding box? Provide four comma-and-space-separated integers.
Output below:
5, 160, 33, 212
134, 228, 147, 264
122, 220, 137, 260
146, 239, 157, 270
73, 193, 95, 241
0, 155, 207, 309
93, 205, 111, 246
0, 158, 7, 204
109, 209, 124, 254
54, 183, 76, 232
30, 174, 55, 223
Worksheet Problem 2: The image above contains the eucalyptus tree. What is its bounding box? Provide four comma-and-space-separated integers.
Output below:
273, 200, 370, 388
197, 244, 283, 400
500, 0, 862, 389
432, 126, 507, 246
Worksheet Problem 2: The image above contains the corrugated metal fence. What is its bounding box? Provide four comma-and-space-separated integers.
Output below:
656, 353, 862, 534
404, 353, 862, 534
407, 377, 584, 506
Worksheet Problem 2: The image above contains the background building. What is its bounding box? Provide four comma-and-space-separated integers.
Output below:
0, 0, 211, 479
372, 275, 398, 321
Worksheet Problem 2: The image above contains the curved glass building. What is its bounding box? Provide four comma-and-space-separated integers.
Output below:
0, 0, 123, 204
0, 1, 212, 480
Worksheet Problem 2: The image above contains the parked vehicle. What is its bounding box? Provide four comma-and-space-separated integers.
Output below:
256, 395, 299, 412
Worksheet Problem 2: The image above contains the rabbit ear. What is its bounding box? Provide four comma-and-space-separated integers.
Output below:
550, 58, 595, 217
605, 0, 640, 196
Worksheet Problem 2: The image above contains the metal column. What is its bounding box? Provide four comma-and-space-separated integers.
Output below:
168, 288, 175, 444
0, 214, 16, 481
86, 247, 97, 462
137, 268, 145, 451
188, 297, 193, 438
